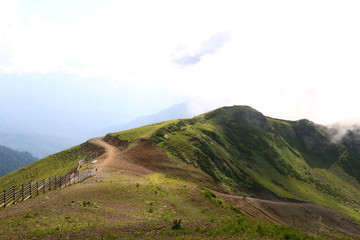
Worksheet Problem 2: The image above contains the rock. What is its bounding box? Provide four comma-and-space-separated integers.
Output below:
294, 119, 333, 152
235, 106, 270, 132
181, 155, 191, 164
342, 129, 360, 154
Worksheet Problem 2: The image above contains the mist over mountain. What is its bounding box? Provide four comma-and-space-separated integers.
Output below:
0, 131, 74, 159
1, 1, 360, 238
328, 121, 360, 143
0, 73, 186, 157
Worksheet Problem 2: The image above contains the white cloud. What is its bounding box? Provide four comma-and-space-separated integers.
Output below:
1, 0, 360, 125
172, 32, 231, 66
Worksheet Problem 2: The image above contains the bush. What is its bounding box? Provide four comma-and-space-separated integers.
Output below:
172, 218, 182, 230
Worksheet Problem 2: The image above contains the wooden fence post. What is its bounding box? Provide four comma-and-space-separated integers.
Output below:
29, 182, 32, 198
21, 184, 24, 201
2, 189, 5, 207
12, 186, 15, 204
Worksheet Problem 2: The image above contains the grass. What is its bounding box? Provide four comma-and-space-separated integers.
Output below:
0, 141, 103, 190
0, 172, 319, 240
108, 120, 177, 142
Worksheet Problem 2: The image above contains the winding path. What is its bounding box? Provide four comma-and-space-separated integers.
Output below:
90, 137, 119, 167
89, 137, 152, 179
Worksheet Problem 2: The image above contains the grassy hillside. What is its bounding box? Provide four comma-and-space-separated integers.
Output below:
1, 105, 360, 239
108, 106, 360, 222
0, 141, 103, 190
0, 172, 318, 240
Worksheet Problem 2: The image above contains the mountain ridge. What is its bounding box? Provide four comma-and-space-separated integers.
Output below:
107, 105, 360, 219
1, 105, 360, 239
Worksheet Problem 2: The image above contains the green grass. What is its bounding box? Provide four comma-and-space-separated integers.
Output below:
0, 172, 319, 240
108, 120, 178, 142
0, 141, 103, 190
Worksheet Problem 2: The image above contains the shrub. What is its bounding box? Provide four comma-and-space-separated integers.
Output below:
171, 218, 182, 229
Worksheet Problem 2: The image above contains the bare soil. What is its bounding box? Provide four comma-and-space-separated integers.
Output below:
89, 137, 167, 178
215, 191, 360, 238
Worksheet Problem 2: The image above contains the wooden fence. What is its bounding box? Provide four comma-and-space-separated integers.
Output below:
0, 148, 105, 208
0, 171, 79, 208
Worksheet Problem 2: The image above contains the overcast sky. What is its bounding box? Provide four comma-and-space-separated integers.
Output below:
1, 0, 360, 126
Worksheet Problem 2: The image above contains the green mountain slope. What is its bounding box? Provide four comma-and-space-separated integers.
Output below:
1, 105, 360, 239
0, 145, 38, 177
107, 106, 360, 222
0, 141, 103, 190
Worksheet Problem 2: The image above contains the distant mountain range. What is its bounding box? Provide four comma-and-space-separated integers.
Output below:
0, 145, 37, 177
102, 100, 213, 134
0, 100, 205, 158
0, 131, 75, 159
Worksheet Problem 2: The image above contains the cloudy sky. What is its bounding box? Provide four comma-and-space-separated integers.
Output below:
1, 0, 360, 130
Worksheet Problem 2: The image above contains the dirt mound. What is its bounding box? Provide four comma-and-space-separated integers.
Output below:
103, 135, 129, 149
216, 191, 360, 238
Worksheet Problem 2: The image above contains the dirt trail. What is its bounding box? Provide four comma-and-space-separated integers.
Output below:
89, 137, 153, 179
89, 138, 118, 167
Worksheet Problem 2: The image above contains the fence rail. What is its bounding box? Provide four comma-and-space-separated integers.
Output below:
0, 172, 80, 208
0, 149, 104, 208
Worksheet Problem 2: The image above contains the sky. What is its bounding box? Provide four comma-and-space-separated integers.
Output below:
1, 0, 360, 132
